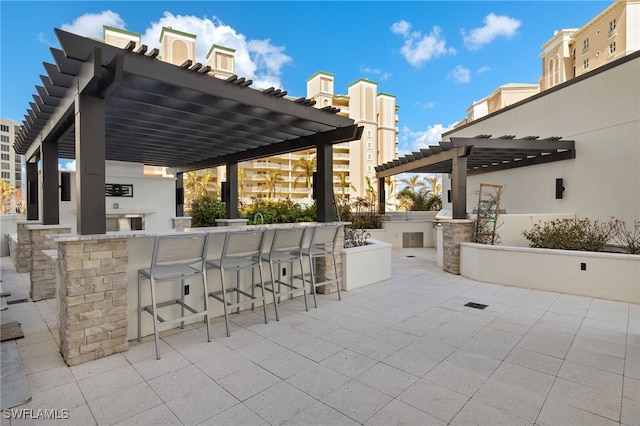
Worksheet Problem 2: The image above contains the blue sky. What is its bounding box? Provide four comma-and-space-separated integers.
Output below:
1, 0, 610, 158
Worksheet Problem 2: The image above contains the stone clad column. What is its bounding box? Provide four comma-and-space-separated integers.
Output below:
442, 220, 474, 275
171, 217, 192, 229
57, 237, 129, 366
15, 220, 40, 273
27, 224, 71, 301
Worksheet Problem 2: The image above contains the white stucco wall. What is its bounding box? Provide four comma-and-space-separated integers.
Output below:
59, 161, 176, 232
444, 54, 640, 225
0, 214, 25, 256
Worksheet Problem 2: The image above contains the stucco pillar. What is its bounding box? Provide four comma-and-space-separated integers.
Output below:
442, 220, 474, 275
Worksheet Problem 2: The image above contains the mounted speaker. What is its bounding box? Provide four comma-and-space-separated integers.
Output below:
555, 178, 565, 199
60, 172, 71, 201
221, 181, 228, 202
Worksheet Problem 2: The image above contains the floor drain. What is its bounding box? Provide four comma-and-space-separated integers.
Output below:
7, 298, 28, 305
464, 302, 488, 310
406, 255, 415, 258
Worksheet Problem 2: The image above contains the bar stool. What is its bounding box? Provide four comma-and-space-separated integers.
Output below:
298, 224, 342, 307
138, 233, 211, 360
261, 227, 308, 321
207, 229, 268, 337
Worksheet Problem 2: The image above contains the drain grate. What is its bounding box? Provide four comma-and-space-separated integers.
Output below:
406, 255, 415, 258
7, 298, 29, 305
464, 302, 488, 310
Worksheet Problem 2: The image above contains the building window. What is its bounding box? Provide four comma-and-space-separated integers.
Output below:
367, 141, 372, 149
366, 153, 373, 161
15, 173, 21, 181
609, 19, 617, 36
0, 135, 9, 143
1, 163, 10, 170
583, 59, 589, 70
1, 154, 8, 161
367, 130, 372, 138
0, 125, 9, 132
583, 38, 589, 53
609, 42, 616, 55
1, 144, 9, 152
366, 165, 373, 172
1, 172, 10, 179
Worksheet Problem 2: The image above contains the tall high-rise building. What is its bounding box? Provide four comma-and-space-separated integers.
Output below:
101, 26, 399, 207
540, 0, 639, 90
0, 118, 23, 190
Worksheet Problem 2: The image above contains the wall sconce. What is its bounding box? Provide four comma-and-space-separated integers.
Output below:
555, 178, 565, 199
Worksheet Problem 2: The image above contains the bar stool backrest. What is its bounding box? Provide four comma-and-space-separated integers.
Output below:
270, 227, 306, 256
221, 229, 265, 260
310, 224, 340, 254
151, 233, 210, 269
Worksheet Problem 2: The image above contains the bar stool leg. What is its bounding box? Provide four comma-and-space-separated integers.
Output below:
149, 277, 161, 360
220, 268, 231, 337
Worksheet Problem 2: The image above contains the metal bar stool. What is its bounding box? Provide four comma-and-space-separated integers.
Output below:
296, 224, 342, 308
207, 229, 268, 337
138, 233, 211, 360
261, 226, 308, 321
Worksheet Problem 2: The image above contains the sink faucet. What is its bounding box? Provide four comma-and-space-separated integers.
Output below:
254, 212, 264, 225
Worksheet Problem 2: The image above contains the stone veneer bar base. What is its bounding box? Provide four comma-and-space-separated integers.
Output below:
15, 221, 40, 273
57, 239, 129, 366
315, 226, 345, 294
28, 224, 72, 301
442, 220, 474, 275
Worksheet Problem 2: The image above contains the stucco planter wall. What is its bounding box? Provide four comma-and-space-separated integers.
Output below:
460, 242, 640, 303
341, 239, 392, 291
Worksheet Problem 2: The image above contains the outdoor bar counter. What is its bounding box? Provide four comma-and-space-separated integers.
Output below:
49, 222, 345, 366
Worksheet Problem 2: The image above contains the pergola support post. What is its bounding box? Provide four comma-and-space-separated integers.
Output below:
175, 172, 184, 217
41, 142, 59, 225
316, 143, 334, 222
378, 177, 386, 214
226, 162, 238, 219
26, 161, 38, 221
75, 94, 106, 235
451, 154, 468, 219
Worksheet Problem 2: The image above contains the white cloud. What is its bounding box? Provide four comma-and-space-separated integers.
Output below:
140, 12, 291, 90
360, 66, 392, 82
61, 10, 125, 39
37, 32, 55, 47
59, 160, 76, 171
462, 13, 521, 51
391, 22, 456, 67
398, 123, 454, 155
60, 11, 291, 90
390, 20, 411, 37
477, 65, 491, 73
449, 65, 471, 84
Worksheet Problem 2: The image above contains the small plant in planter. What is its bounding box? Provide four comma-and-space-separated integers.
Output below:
344, 226, 371, 248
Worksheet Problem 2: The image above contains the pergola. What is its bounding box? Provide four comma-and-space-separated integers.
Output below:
375, 135, 576, 218
14, 29, 361, 234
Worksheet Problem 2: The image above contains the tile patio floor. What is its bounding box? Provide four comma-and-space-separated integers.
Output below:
0, 249, 639, 425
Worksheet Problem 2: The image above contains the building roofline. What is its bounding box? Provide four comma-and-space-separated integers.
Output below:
348, 78, 377, 88
206, 43, 236, 59
159, 26, 197, 43
103, 25, 141, 40
306, 71, 335, 82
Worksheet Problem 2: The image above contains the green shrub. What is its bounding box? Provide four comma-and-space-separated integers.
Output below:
523, 218, 612, 252
240, 198, 316, 224
190, 195, 226, 227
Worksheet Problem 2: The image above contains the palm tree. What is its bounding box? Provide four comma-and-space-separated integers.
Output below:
0, 179, 16, 214
238, 168, 246, 199
260, 169, 283, 199
184, 170, 216, 209
424, 174, 442, 195
335, 171, 355, 200
294, 155, 316, 198
398, 175, 425, 193
365, 176, 377, 207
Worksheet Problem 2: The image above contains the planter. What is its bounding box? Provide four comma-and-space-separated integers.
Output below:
342, 239, 392, 291
460, 242, 640, 303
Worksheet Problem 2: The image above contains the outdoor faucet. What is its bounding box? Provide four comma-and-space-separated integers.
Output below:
254, 212, 264, 225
